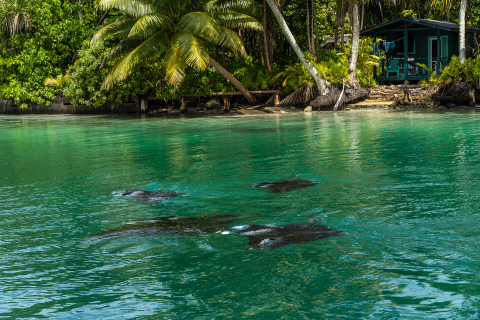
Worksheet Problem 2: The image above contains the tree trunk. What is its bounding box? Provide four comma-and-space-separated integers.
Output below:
263, 0, 272, 73
360, 2, 364, 30
313, 3, 321, 55
222, 46, 226, 67
460, 0, 467, 64
208, 57, 257, 104
96, 9, 110, 27
307, 0, 315, 56
265, 0, 327, 94
348, 0, 360, 84
378, 0, 384, 22
341, 0, 345, 51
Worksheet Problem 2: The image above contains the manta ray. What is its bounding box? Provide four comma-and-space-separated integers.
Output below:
222, 218, 345, 250
121, 189, 186, 205
254, 177, 318, 194
86, 214, 251, 245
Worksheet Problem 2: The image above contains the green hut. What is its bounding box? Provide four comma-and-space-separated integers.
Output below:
360, 17, 480, 83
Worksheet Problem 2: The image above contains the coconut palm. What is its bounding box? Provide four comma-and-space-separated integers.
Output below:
91, 0, 262, 104
0, 0, 31, 37
348, 0, 360, 84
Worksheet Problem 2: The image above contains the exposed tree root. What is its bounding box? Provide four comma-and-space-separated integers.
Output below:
277, 85, 318, 107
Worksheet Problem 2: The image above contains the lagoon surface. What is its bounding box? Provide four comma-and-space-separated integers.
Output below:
2, 111, 480, 319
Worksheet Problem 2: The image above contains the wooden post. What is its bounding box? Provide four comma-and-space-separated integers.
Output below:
274, 93, 280, 105
180, 96, 187, 113
436, 29, 441, 73
223, 96, 231, 112
373, 32, 377, 80
139, 95, 147, 113
404, 22, 408, 82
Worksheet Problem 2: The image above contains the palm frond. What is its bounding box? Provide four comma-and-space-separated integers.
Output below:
91, 19, 137, 44
175, 30, 210, 71
44, 78, 58, 87
214, 12, 261, 31
162, 45, 188, 85
215, 26, 245, 55
101, 38, 144, 66
0, 0, 31, 36
96, 0, 155, 18
101, 31, 169, 89
178, 12, 218, 42
204, 0, 260, 15
128, 13, 174, 38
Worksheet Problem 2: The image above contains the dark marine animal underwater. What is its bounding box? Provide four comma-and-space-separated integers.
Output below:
254, 177, 318, 194
86, 214, 251, 245
121, 189, 186, 205
221, 218, 345, 250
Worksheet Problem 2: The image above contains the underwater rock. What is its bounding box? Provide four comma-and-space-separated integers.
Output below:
121, 189, 185, 205
87, 214, 252, 245
254, 177, 318, 194
228, 218, 345, 250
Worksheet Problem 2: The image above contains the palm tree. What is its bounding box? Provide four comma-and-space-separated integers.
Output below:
459, 0, 466, 64
91, 0, 262, 104
0, 0, 31, 37
265, 0, 327, 95
348, 0, 360, 84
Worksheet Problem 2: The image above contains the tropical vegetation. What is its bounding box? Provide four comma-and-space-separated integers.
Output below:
0, 0, 476, 107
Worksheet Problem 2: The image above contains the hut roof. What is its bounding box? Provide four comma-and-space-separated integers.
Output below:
361, 17, 480, 36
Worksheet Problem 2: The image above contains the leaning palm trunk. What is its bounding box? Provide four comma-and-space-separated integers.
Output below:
208, 57, 257, 104
348, 0, 360, 84
459, 0, 467, 64
265, 0, 327, 95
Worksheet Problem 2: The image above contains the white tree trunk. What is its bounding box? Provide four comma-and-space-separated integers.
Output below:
460, 0, 467, 64
265, 0, 327, 95
348, 0, 360, 84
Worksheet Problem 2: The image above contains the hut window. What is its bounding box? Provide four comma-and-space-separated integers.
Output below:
396, 31, 415, 54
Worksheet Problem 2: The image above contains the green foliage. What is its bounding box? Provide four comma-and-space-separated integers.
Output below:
421, 55, 480, 87
63, 42, 158, 107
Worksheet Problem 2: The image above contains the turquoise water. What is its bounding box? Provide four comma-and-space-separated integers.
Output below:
2, 111, 480, 319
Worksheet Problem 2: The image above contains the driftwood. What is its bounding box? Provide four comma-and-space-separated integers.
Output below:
309, 84, 369, 109
277, 85, 318, 106
404, 89, 413, 104
432, 82, 479, 105
333, 79, 345, 112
